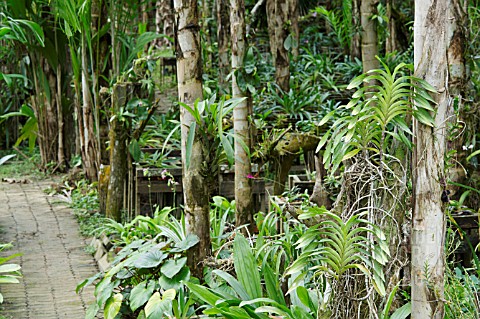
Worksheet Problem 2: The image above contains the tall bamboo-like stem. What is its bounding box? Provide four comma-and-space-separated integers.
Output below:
174, 0, 210, 279
231, 0, 253, 231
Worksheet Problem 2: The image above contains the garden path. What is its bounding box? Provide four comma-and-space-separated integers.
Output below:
0, 179, 98, 319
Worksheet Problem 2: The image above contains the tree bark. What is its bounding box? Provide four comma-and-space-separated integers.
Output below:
361, 0, 379, 74
106, 83, 130, 222
81, 33, 99, 181
157, 0, 175, 47
231, 0, 253, 231
217, 0, 230, 92
351, 0, 362, 59
273, 0, 290, 92
174, 0, 210, 279
288, 0, 299, 59
411, 0, 460, 317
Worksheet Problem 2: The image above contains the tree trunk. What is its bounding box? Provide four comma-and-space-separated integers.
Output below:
288, 0, 299, 59
81, 34, 99, 181
174, 0, 210, 279
273, 0, 290, 92
231, 0, 253, 231
106, 83, 130, 222
157, 0, 175, 47
385, 0, 396, 53
351, 0, 362, 59
361, 0, 379, 74
411, 0, 460, 317
217, 0, 230, 92
266, 0, 276, 62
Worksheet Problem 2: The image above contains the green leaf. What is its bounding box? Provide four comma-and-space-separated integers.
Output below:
185, 121, 196, 170
184, 281, 222, 306
220, 133, 235, 165
85, 303, 100, 319
171, 234, 199, 252
129, 139, 142, 162
390, 302, 411, 319
104, 293, 123, 319
0, 264, 21, 273
0, 276, 20, 284
263, 264, 286, 305
134, 250, 167, 268
466, 149, 480, 162
233, 233, 262, 299
159, 266, 190, 290
161, 257, 187, 278
130, 280, 156, 312
212, 269, 249, 300
144, 292, 164, 319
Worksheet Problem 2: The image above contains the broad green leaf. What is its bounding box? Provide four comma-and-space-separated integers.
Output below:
144, 292, 164, 319
85, 303, 99, 319
161, 257, 187, 278
171, 234, 199, 252
134, 250, 166, 268
130, 280, 156, 312
104, 293, 123, 319
159, 266, 190, 290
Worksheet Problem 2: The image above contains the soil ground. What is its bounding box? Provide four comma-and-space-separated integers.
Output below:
0, 179, 98, 319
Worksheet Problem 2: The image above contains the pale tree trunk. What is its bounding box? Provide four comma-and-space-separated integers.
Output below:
361, 0, 379, 74
411, 0, 462, 317
174, 0, 210, 279
217, 0, 230, 91
231, 0, 253, 231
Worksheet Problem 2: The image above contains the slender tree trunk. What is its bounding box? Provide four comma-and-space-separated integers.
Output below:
231, 0, 253, 231
266, 0, 276, 62
411, 0, 460, 317
267, 0, 290, 92
288, 0, 299, 59
81, 34, 99, 181
174, 0, 210, 279
217, 0, 230, 91
351, 0, 362, 59
275, 0, 289, 91
106, 83, 130, 221
360, 0, 379, 74
385, 0, 396, 53
157, 0, 175, 47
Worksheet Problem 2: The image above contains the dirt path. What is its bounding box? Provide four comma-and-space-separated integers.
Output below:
0, 179, 98, 319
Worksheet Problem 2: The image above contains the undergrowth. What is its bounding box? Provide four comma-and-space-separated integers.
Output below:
0, 149, 43, 179
67, 179, 104, 237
